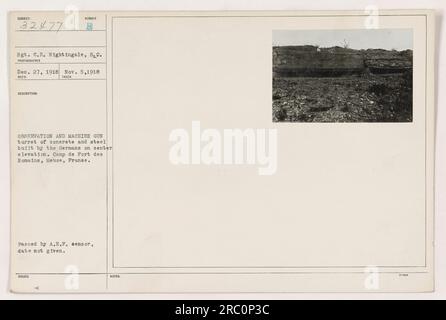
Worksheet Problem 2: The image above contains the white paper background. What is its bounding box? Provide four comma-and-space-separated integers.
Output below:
0, 0, 444, 300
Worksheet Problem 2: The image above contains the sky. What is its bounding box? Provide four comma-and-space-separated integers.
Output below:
273, 29, 413, 50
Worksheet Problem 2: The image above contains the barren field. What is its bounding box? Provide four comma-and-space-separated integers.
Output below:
272, 73, 413, 123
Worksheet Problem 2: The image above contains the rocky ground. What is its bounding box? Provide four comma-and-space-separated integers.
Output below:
272, 72, 413, 123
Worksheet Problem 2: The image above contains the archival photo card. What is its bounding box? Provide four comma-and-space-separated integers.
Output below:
9, 11, 435, 293
272, 29, 413, 122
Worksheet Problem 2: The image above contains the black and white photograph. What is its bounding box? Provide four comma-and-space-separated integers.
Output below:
272, 29, 413, 122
